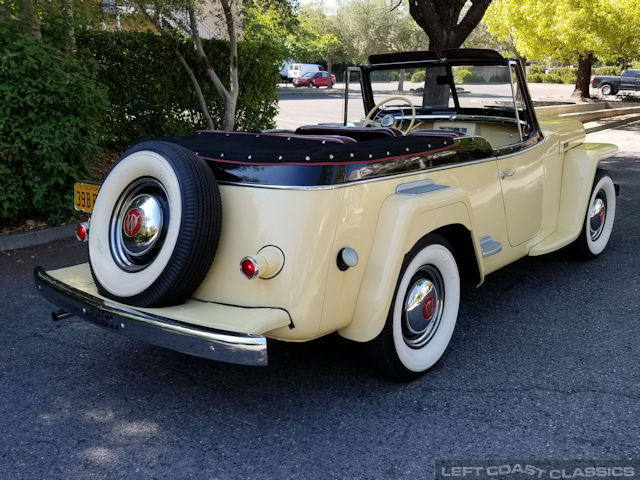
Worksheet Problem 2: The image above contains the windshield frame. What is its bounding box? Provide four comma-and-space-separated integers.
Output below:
355, 57, 540, 137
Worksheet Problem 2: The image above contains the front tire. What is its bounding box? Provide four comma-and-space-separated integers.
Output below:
89, 141, 222, 307
367, 234, 461, 380
308, 82, 314, 88
573, 169, 616, 260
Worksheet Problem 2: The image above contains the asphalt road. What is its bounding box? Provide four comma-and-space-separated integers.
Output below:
1, 124, 639, 479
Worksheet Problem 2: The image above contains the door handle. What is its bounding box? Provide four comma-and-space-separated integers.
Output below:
500, 170, 516, 179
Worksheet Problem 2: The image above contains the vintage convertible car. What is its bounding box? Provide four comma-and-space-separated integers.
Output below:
35, 49, 619, 379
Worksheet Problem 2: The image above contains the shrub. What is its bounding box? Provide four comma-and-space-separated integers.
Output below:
528, 64, 546, 76
527, 73, 544, 83
553, 67, 576, 84
595, 66, 622, 76
543, 73, 564, 84
454, 67, 485, 84
0, 34, 107, 225
411, 70, 426, 83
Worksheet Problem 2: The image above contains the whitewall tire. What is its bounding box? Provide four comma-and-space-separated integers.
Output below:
368, 234, 461, 379
89, 141, 221, 307
573, 169, 616, 259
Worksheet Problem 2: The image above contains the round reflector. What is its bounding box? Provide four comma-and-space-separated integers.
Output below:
76, 223, 88, 242
240, 257, 258, 279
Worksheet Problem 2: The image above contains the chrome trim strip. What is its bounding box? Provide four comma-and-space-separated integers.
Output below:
33, 267, 268, 366
479, 235, 502, 257
396, 179, 450, 195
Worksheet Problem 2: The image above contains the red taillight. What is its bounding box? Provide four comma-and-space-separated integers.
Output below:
240, 257, 258, 279
76, 222, 89, 242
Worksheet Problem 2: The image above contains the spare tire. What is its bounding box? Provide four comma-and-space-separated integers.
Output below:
89, 140, 221, 307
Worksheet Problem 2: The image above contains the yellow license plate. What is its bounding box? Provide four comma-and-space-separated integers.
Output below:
74, 182, 101, 213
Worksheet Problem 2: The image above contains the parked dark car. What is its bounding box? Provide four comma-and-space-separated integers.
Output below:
293, 71, 337, 88
591, 69, 640, 95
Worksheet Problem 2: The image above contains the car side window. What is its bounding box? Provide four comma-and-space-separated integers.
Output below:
622, 71, 633, 78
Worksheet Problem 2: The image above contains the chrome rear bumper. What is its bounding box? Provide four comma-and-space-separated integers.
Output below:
34, 267, 268, 366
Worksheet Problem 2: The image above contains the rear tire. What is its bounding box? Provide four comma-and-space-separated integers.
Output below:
367, 234, 461, 380
89, 141, 221, 307
572, 169, 616, 260
600, 84, 613, 96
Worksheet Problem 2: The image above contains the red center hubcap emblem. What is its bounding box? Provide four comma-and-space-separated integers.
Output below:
422, 296, 436, 321
598, 208, 605, 224
123, 208, 142, 237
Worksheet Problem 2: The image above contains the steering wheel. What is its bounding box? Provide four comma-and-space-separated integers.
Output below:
364, 96, 416, 135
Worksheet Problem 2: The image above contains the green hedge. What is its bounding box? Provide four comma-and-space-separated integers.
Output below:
454, 67, 485, 84
527, 68, 576, 84
0, 34, 107, 224
76, 30, 281, 148
595, 66, 622, 76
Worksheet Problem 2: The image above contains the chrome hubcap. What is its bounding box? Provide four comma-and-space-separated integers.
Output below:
589, 191, 607, 241
402, 265, 444, 349
110, 178, 169, 272
121, 194, 163, 256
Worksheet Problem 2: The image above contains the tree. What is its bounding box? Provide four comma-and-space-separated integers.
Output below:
331, 0, 427, 63
289, 7, 342, 88
484, 0, 640, 98
133, 0, 240, 129
408, 0, 493, 50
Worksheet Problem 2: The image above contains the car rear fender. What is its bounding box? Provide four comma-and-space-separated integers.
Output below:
339, 186, 483, 342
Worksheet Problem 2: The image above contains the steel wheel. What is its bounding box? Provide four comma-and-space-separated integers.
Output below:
601, 84, 612, 96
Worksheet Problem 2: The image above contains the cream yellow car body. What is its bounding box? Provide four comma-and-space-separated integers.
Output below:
45, 117, 615, 344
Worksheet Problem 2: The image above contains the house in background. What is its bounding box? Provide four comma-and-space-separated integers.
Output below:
98, 0, 241, 40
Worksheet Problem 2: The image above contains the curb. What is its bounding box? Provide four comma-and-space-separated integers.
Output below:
0, 224, 76, 252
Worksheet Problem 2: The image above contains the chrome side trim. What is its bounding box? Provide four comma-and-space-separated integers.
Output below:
396, 179, 450, 195
33, 267, 268, 366
479, 235, 502, 257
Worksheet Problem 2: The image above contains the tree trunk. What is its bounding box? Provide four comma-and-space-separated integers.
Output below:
422, 65, 450, 108
397, 68, 405, 92
572, 53, 593, 99
18, 0, 42, 41
327, 55, 333, 89
409, 0, 492, 51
